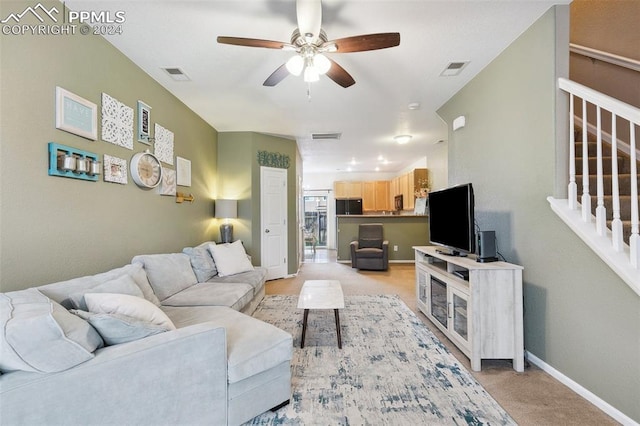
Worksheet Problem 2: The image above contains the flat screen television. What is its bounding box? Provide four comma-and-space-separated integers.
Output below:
428, 183, 475, 256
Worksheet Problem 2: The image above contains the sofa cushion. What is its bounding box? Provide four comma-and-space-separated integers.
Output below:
68, 274, 144, 310
162, 306, 293, 384
183, 241, 218, 282
38, 263, 160, 308
208, 240, 254, 277
131, 253, 198, 301
84, 293, 176, 331
207, 267, 267, 296
0, 288, 103, 373
161, 283, 254, 311
354, 247, 385, 258
71, 309, 172, 345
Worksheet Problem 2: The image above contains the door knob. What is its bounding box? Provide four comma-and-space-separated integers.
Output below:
265, 229, 270, 233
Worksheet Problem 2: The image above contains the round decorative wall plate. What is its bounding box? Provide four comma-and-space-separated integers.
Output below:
130, 151, 162, 188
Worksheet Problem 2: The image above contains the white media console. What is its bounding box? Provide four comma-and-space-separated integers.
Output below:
413, 246, 524, 372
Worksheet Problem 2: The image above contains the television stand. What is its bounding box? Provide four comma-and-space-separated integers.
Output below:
413, 246, 524, 372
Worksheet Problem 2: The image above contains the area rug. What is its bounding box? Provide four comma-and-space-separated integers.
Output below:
247, 294, 515, 425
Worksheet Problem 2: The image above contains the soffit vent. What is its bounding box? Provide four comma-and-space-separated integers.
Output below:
440, 61, 469, 77
162, 67, 191, 81
311, 132, 342, 140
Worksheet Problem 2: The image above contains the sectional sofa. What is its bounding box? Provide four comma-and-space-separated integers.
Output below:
0, 240, 293, 426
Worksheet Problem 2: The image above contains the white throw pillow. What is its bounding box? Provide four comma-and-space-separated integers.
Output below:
84, 293, 176, 330
208, 240, 254, 277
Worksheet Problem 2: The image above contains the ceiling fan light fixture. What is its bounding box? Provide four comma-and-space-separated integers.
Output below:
303, 58, 320, 82
313, 54, 331, 74
286, 55, 304, 76
394, 134, 412, 144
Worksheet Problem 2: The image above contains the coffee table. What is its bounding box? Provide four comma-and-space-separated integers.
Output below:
297, 280, 345, 349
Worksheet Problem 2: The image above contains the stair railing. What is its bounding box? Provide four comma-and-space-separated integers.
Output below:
558, 77, 640, 271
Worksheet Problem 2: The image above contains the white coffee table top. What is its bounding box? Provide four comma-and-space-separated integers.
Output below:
297, 280, 345, 310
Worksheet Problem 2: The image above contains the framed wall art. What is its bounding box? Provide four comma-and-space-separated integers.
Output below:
176, 156, 191, 187
158, 167, 176, 196
55, 86, 98, 140
103, 154, 128, 184
137, 100, 152, 144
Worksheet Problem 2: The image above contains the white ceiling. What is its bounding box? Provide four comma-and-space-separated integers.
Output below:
66, 0, 567, 174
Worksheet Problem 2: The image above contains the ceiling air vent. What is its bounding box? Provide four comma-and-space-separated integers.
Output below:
162, 67, 191, 81
311, 132, 342, 140
440, 61, 469, 77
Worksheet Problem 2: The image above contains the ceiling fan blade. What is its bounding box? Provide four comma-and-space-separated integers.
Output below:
326, 32, 400, 53
263, 64, 290, 87
296, 0, 322, 43
217, 36, 289, 50
325, 59, 355, 88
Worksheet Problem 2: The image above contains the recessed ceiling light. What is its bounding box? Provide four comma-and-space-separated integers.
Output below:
394, 135, 412, 144
350, 158, 356, 165
377, 155, 384, 161
375, 167, 380, 172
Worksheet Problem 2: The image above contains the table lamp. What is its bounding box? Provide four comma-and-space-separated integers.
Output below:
215, 199, 237, 243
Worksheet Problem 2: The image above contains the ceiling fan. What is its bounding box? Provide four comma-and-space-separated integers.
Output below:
217, 0, 400, 88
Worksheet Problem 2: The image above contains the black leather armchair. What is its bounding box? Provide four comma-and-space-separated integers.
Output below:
350, 223, 389, 271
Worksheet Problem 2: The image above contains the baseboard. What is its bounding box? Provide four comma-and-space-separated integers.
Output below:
526, 351, 638, 426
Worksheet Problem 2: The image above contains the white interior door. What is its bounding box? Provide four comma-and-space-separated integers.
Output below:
261, 167, 288, 280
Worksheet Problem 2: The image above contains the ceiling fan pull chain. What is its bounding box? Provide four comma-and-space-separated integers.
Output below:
307, 83, 312, 101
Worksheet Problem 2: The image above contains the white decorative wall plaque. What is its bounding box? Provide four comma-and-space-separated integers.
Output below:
101, 93, 133, 150
154, 123, 174, 165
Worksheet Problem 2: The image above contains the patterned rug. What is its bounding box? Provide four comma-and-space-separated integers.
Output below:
247, 294, 515, 425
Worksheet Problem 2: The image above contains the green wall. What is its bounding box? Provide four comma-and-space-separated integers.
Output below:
437, 7, 639, 421
0, 0, 218, 291
336, 216, 429, 261
218, 132, 300, 275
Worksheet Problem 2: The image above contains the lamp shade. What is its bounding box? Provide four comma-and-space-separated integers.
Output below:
215, 199, 237, 219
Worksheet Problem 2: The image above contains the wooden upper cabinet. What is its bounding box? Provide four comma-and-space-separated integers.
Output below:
335, 174, 419, 211
362, 181, 376, 211
334, 181, 362, 198
375, 180, 390, 211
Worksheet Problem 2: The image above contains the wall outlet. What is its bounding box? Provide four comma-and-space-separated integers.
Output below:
393, 245, 398, 251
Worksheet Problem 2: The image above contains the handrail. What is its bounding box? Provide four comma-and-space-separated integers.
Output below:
558, 78, 640, 124
570, 43, 640, 73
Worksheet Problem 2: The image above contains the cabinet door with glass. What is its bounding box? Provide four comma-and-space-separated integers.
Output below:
416, 263, 429, 312
449, 286, 469, 349
430, 276, 448, 329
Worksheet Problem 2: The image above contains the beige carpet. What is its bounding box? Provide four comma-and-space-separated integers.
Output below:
266, 254, 619, 426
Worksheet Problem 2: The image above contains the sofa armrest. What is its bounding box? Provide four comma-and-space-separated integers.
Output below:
1, 323, 228, 426
350, 241, 359, 267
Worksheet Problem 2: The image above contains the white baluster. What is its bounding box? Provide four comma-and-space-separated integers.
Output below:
629, 123, 639, 268
595, 107, 606, 235
610, 115, 623, 252
568, 94, 577, 210
581, 99, 591, 223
